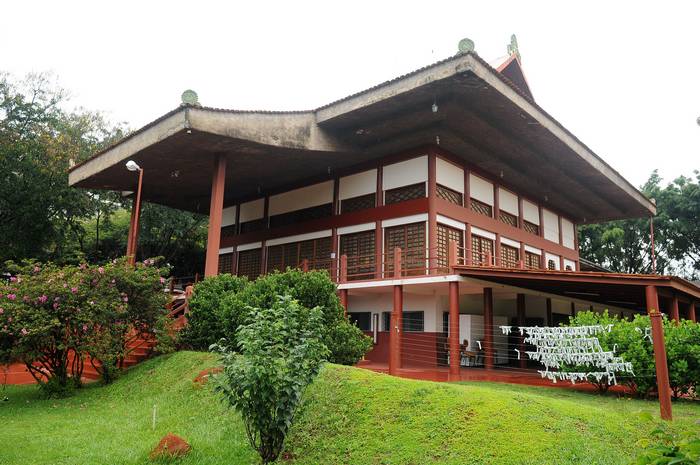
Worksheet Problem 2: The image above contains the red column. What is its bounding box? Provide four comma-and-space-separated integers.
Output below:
375, 167, 383, 279
127, 169, 144, 265
483, 287, 494, 370
449, 281, 460, 378
126, 200, 137, 258
689, 301, 697, 323
204, 155, 227, 277
517, 293, 526, 369
428, 153, 438, 275
646, 285, 672, 421
389, 248, 403, 375
338, 289, 348, 318
670, 295, 680, 323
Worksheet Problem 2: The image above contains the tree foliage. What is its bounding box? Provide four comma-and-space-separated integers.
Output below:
212, 295, 329, 464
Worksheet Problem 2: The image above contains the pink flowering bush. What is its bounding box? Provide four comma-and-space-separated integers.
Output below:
0, 257, 168, 395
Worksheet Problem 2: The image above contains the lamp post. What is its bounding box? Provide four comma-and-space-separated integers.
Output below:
125, 160, 143, 265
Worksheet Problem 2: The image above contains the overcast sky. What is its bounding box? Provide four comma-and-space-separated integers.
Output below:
3, 1, 699, 188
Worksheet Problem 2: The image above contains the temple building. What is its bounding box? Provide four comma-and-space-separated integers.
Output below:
69, 38, 699, 379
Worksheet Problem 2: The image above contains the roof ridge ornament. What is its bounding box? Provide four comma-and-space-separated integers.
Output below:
181, 89, 200, 107
507, 34, 521, 61
457, 37, 475, 55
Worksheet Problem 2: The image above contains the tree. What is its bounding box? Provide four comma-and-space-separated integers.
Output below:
212, 295, 329, 464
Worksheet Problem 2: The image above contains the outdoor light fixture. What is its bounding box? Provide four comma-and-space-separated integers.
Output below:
125, 160, 141, 171
432, 102, 438, 113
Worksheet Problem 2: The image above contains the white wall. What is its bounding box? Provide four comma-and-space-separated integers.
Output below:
436, 158, 464, 193
522, 200, 539, 225
269, 180, 333, 216
239, 198, 264, 222
347, 291, 440, 332
469, 173, 494, 205
222, 206, 237, 227
542, 208, 560, 243
383, 156, 428, 190
339, 169, 377, 200
545, 253, 561, 270
498, 188, 518, 215
561, 218, 575, 249
563, 258, 577, 271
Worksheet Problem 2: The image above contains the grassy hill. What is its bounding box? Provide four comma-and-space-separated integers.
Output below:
0, 352, 698, 465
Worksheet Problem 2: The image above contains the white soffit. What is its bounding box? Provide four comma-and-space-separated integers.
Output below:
269, 180, 333, 216
524, 244, 542, 255
337, 222, 376, 235
470, 226, 496, 240
237, 242, 262, 252
498, 188, 518, 215
265, 229, 332, 247
436, 157, 464, 193
469, 173, 494, 205
382, 213, 428, 228
522, 199, 539, 225
500, 237, 520, 249
219, 247, 234, 254
436, 214, 465, 231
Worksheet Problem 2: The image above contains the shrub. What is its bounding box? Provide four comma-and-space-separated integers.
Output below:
0, 258, 168, 393
224, 269, 371, 365
665, 319, 700, 399
632, 414, 700, 464
212, 294, 329, 464
179, 274, 248, 350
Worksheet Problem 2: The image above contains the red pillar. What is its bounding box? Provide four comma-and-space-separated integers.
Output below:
483, 287, 494, 370
204, 155, 227, 277
389, 248, 403, 375
517, 293, 526, 369
339, 289, 348, 318
670, 295, 680, 323
689, 301, 697, 323
428, 153, 438, 274
126, 169, 144, 265
449, 281, 460, 379
646, 285, 672, 421
126, 200, 137, 258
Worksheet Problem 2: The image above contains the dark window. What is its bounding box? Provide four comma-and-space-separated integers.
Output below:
499, 210, 518, 227
349, 312, 372, 331
525, 252, 541, 269
436, 184, 463, 205
240, 219, 266, 234
385, 222, 426, 276
382, 311, 391, 331
437, 224, 463, 270
547, 259, 557, 270
340, 230, 376, 281
523, 220, 540, 235
221, 225, 237, 238
269, 203, 333, 229
218, 253, 234, 274
267, 237, 332, 273
565, 264, 573, 271
471, 235, 494, 266
500, 244, 519, 268
470, 198, 493, 217
385, 183, 425, 205
341, 193, 376, 214
402, 311, 424, 332
237, 249, 262, 281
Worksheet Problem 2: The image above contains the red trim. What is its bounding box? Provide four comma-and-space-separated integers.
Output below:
428, 153, 438, 274
646, 285, 672, 420
483, 287, 494, 370
204, 155, 226, 277
448, 281, 460, 378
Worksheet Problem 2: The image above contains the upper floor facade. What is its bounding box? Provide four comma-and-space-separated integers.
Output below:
216, 146, 579, 282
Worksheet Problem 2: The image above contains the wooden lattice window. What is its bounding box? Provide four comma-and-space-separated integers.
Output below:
471, 235, 494, 266
523, 220, 540, 235
470, 198, 493, 217
221, 225, 237, 239
341, 193, 376, 214
565, 264, 573, 271
218, 253, 234, 274
237, 248, 262, 281
340, 230, 376, 281
547, 259, 557, 271
436, 184, 463, 206
437, 224, 463, 270
499, 210, 518, 227
500, 244, 519, 268
240, 219, 266, 234
385, 222, 426, 276
269, 203, 333, 229
385, 183, 425, 205
266, 237, 332, 273
525, 252, 541, 269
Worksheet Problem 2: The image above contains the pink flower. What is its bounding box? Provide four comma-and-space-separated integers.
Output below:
63, 283, 68, 288
89, 301, 95, 305
79, 263, 87, 270
82, 324, 88, 332
7, 294, 16, 301
9, 276, 17, 282
71, 287, 78, 294
38, 295, 48, 304
98, 267, 104, 274
0, 308, 3, 314
122, 296, 129, 303
53, 302, 59, 310
160, 277, 166, 284
21, 328, 28, 336
33, 266, 40, 273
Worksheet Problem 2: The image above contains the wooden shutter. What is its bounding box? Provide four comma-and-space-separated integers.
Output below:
437, 224, 463, 270
340, 230, 375, 280
385, 222, 426, 276
218, 253, 234, 274
471, 235, 494, 266
500, 244, 519, 268
237, 249, 262, 280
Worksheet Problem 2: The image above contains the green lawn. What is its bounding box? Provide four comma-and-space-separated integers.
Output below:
1, 352, 698, 465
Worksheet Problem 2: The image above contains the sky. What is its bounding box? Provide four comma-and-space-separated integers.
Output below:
3, 1, 699, 188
